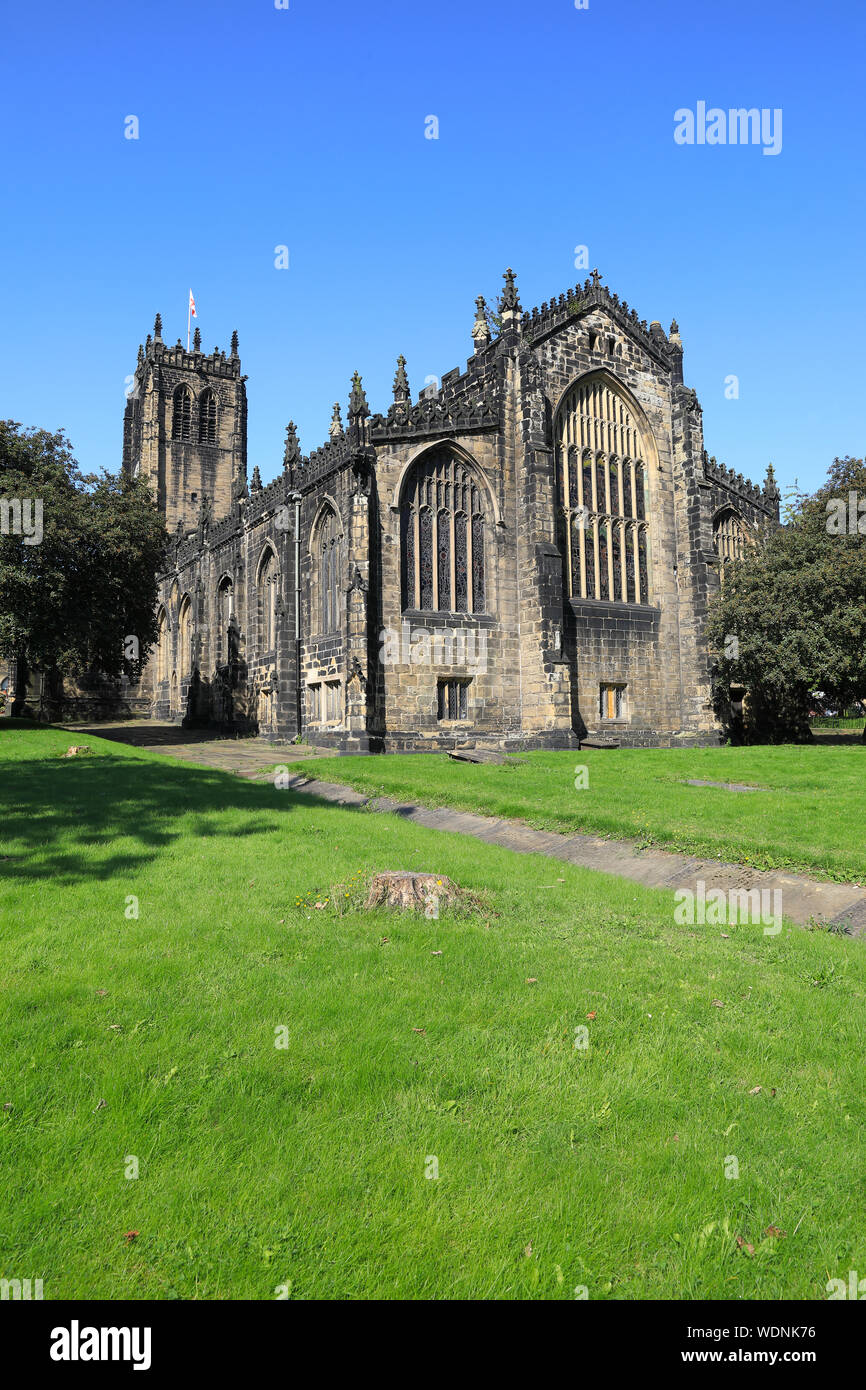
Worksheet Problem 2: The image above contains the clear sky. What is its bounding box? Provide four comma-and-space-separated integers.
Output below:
1, 0, 863, 496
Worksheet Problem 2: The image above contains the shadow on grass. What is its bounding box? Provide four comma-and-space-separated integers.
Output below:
0, 748, 345, 886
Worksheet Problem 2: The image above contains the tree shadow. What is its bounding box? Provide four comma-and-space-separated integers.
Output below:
0, 747, 344, 887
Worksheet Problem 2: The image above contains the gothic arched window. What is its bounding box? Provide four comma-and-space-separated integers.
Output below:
156, 608, 169, 684
401, 451, 488, 613
217, 577, 233, 663
178, 596, 193, 676
713, 508, 749, 564
199, 389, 218, 444
556, 375, 652, 604
172, 387, 193, 442
318, 509, 342, 634
258, 550, 278, 652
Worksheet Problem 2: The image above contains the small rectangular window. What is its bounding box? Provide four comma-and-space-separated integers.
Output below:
437, 678, 469, 721
308, 683, 321, 722
600, 684, 625, 720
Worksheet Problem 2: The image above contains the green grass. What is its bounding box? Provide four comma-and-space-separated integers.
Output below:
1, 725, 865, 1300
282, 745, 866, 884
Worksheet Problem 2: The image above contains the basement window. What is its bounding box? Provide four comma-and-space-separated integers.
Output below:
600, 683, 626, 720
438, 678, 469, 721
307, 683, 321, 722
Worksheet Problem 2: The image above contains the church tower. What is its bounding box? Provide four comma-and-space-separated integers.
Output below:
122, 314, 247, 532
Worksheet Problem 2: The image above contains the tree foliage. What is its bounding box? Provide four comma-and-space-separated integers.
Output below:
707, 456, 866, 742
0, 421, 168, 690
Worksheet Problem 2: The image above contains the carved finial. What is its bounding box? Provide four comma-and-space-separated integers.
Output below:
764, 462, 780, 499
500, 267, 520, 313
193, 326, 201, 351
283, 421, 301, 469
472, 295, 491, 351
348, 371, 369, 419
153, 312, 163, 341
670, 318, 680, 336
590, 269, 601, 288
329, 401, 344, 439
393, 354, 410, 405
137, 343, 144, 365
145, 333, 152, 351
250, 465, 262, 492
230, 329, 239, 356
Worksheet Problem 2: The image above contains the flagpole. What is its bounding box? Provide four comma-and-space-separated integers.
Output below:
187, 291, 191, 351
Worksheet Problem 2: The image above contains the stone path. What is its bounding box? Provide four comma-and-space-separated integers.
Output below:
68, 722, 866, 938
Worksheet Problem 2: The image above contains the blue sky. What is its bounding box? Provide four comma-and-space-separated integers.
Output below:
1, 0, 863, 495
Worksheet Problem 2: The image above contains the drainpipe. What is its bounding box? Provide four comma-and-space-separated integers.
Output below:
291, 491, 302, 737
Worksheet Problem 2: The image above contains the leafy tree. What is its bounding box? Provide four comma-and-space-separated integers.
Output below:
0, 420, 168, 712
707, 456, 866, 742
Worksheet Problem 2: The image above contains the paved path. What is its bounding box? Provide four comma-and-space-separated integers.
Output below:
69, 722, 866, 938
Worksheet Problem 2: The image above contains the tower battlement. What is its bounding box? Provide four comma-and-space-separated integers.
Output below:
122, 314, 247, 533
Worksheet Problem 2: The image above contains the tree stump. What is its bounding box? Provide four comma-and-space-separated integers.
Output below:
64, 746, 92, 758
365, 872, 461, 916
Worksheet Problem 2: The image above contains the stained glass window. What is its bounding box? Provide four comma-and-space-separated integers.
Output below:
401, 451, 487, 613
623, 463, 634, 519
638, 527, 648, 601
567, 448, 578, 509
596, 457, 607, 515
635, 465, 646, 520
437, 510, 451, 610
454, 513, 468, 612
401, 507, 415, 609
598, 523, 610, 600
626, 526, 636, 602
611, 524, 623, 602
472, 514, 485, 612
582, 455, 593, 511
584, 525, 596, 598
419, 508, 434, 611
610, 459, 621, 516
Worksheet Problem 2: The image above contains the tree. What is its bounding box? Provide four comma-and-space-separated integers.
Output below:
0, 420, 168, 712
707, 457, 866, 743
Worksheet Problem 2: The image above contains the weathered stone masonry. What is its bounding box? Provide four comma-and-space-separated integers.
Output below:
124, 269, 780, 748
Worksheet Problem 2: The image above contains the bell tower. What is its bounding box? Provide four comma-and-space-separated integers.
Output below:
122, 314, 248, 532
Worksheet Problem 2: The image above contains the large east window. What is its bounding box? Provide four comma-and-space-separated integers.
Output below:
556, 375, 650, 603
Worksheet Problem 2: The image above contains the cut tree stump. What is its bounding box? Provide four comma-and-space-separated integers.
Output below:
64, 746, 92, 758
365, 872, 462, 914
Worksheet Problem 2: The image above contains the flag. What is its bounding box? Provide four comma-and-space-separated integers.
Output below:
189, 290, 197, 318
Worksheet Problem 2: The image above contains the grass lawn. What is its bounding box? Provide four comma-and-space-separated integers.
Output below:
283, 745, 866, 884
1, 725, 865, 1300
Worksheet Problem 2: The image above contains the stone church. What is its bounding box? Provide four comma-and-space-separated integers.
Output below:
122, 268, 780, 750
